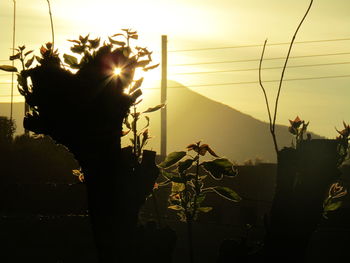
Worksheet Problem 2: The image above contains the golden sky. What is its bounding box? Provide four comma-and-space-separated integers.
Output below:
0, 0, 349, 138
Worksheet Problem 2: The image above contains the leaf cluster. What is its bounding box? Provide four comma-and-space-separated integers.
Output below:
124, 102, 165, 159
288, 116, 309, 148
158, 141, 241, 222
336, 121, 350, 166
323, 182, 347, 219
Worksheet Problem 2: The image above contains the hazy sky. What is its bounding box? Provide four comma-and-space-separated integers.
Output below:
0, 0, 349, 138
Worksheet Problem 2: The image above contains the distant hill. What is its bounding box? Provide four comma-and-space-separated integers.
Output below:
0, 81, 323, 163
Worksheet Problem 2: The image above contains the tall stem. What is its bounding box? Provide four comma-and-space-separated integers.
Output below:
187, 218, 194, 263
133, 106, 138, 157
272, 0, 313, 129
258, 0, 313, 155
46, 0, 55, 50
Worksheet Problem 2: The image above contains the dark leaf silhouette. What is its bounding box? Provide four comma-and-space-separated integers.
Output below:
0, 65, 18, 72
158, 151, 187, 168
143, 103, 165, 113
212, 186, 241, 202
202, 158, 237, 179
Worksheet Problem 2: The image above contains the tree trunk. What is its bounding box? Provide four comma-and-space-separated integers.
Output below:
264, 139, 340, 262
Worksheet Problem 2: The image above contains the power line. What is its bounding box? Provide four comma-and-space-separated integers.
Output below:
169, 37, 350, 53
0, 94, 22, 97
171, 61, 350, 76
171, 52, 350, 67
145, 74, 350, 89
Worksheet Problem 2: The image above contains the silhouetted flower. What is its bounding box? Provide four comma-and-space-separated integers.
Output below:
329, 182, 347, 199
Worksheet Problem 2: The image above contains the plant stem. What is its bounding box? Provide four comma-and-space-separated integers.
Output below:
47, 0, 55, 50
258, 0, 313, 155
272, 0, 313, 130
133, 106, 138, 157
151, 190, 163, 227
187, 218, 194, 263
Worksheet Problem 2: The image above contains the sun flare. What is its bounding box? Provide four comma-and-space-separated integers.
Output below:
114, 67, 122, 76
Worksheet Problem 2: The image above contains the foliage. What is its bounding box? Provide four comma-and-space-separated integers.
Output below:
158, 141, 241, 223
123, 101, 164, 159
323, 182, 348, 219
336, 121, 350, 166
0, 30, 159, 139
0, 116, 16, 144
288, 116, 309, 148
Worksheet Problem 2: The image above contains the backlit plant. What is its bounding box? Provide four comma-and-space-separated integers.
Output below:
288, 116, 309, 148
158, 141, 241, 263
323, 182, 348, 219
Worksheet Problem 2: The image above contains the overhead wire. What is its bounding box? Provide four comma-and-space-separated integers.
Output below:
168, 37, 350, 53
170, 52, 350, 67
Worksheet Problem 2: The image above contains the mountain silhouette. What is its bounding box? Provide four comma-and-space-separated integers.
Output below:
0, 81, 323, 163
135, 80, 323, 163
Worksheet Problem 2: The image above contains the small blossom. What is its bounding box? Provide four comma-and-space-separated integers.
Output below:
329, 182, 347, 199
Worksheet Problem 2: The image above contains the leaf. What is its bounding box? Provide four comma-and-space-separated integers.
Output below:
201, 158, 238, 179
197, 207, 213, 213
143, 103, 166, 113
161, 170, 184, 183
0, 65, 18, 72
124, 117, 131, 129
108, 37, 126, 46
63, 54, 79, 67
143, 63, 160, 71
79, 34, 89, 44
144, 116, 150, 129
123, 47, 131, 58
171, 182, 185, 192
130, 78, 144, 94
129, 34, 138, 39
24, 50, 34, 57
40, 46, 47, 55
178, 159, 194, 174
88, 38, 100, 49
196, 194, 206, 204
324, 201, 342, 212
121, 129, 131, 136
67, 39, 81, 44
130, 89, 142, 103
212, 186, 241, 202
9, 53, 20, 60
35, 56, 42, 64
168, 205, 183, 211
135, 60, 150, 68
70, 45, 85, 54
158, 151, 186, 168
112, 33, 124, 37
25, 56, 35, 68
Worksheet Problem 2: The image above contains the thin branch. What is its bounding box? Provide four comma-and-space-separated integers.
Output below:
47, 0, 55, 50
272, 0, 314, 130
259, 39, 273, 130
259, 39, 279, 154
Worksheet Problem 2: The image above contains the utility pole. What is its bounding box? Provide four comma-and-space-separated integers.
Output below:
160, 35, 167, 158
10, 0, 16, 121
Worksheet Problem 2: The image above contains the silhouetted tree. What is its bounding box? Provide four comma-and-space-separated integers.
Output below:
0, 33, 160, 262
0, 116, 15, 145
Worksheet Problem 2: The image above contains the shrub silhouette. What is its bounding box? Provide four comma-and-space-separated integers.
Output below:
0, 31, 160, 262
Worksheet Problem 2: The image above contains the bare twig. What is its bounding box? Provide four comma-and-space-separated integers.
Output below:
259, 0, 314, 155
259, 39, 278, 153
47, 0, 55, 50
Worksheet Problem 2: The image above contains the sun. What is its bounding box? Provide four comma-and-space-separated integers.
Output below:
114, 67, 122, 76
